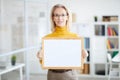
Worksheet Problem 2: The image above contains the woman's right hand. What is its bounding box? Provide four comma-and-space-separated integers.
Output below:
37, 51, 40, 59
37, 48, 43, 64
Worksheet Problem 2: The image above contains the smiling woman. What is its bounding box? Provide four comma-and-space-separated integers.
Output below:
52, 8, 68, 27
50, 4, 70, 32
37, 4, 88, 80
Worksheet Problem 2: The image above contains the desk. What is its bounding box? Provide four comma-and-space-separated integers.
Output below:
0, 63, 25, 80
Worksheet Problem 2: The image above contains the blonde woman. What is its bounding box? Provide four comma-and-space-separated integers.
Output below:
37, 4, 88, 80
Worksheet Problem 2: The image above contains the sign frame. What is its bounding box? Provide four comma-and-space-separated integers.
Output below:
42, 38, 84, 69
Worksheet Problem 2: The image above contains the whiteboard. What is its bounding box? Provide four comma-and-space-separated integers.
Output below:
42, 38, 83, 69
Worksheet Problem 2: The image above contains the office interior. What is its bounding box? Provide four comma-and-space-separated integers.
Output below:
0, 0, 120, 80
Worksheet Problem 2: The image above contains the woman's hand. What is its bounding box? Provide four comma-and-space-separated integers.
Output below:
37, 51, 40, 59
37, 48, 43, 60
82, 49, 88, 59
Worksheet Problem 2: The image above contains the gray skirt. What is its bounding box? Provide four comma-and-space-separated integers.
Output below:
47, 70, 78, 80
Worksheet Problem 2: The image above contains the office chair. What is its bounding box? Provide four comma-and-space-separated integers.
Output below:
107, 53, 120, 80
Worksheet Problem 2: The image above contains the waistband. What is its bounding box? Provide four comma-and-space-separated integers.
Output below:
49, 69, 72, 73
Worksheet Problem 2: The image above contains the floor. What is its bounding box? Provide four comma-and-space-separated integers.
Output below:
1, 71, 120, 80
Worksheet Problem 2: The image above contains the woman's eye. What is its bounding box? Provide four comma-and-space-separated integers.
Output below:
53, 14, 67, 17
61, 14, 66, 17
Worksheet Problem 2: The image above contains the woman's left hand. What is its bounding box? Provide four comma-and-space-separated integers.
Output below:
82, 49, 88, 59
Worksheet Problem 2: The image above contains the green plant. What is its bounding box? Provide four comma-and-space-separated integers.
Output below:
94, 16, 98, 22
11, 55, 16, 61
11, 55, 16, 65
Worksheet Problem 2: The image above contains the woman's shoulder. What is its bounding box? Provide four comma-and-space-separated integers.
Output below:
43, 33, 54, 38
69, 32, 84, 38
69, 32, 78, 37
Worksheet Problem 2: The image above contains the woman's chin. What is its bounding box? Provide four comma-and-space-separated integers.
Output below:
57, 24, 65, 27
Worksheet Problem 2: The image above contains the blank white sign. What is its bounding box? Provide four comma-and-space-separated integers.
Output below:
42, 38, 82, 69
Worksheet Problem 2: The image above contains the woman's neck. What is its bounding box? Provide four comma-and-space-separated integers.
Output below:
55, 26, 68, 32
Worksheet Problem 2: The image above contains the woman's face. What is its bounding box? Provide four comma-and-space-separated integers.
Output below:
53, 7, 68, 27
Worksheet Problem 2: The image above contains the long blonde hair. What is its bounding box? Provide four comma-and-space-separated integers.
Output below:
50, 4, 70, 32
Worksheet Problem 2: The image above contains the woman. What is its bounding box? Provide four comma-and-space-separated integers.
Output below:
37, 4, 88, 80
